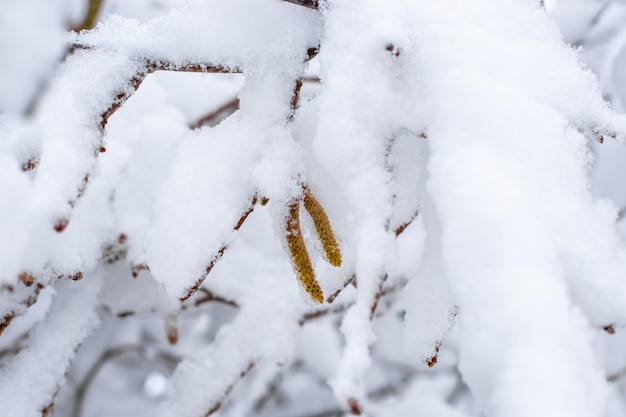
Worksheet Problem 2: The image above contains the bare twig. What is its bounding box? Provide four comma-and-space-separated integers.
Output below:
190, 97, 240, 129
191, 288, 239, 309
204, 362, 255, 417
326, 211, 416, 304
302, 284, 398, 325
180, 197, 257, 302
608, 366, 626, 383
289, 78, 304, 121
369, 274, 389, 320
327, 275, 356, 304
299, 302, 350, 325
281, 0, 319, 10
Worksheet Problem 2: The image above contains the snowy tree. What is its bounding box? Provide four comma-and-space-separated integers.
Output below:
2, 0, 626, 416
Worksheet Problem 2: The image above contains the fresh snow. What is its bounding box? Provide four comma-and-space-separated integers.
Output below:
1, 0, 626, 416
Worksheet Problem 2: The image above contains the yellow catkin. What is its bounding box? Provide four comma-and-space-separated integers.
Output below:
285, 201, 324, 304
302, 187, 342, 267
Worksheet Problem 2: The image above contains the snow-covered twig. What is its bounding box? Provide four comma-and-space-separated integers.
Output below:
0, 275, 102, 417
0, 280, 43, 336
180, 197, 257, 302
190, 97, 240, 129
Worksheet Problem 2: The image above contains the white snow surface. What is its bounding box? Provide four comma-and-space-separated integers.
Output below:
1, 0, 626, 416
0, 275, 102, 417
407, 1, 626, 416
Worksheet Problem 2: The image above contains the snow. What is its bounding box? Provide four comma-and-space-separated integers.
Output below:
0, 275, 102, 417
407, 1, 626, 415
1, 0, 626, 416
0, 0, 74, 113
73, 0, 320, 73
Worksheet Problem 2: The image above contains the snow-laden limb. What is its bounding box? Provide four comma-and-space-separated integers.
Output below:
0, 273, 102, 417
408, 0, 626, 415
44, 0, 322, 300
0, 281, 42, 336
146, 70, 307, 299
28, 48, 143, 229
155, 275, 299, 417
402, 186, 456, 368
73, 0, 320, 73
314, 0, 414, 410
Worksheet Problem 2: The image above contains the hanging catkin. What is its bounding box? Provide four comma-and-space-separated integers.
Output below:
285, 200, 324, 304
303, 186, 342, 267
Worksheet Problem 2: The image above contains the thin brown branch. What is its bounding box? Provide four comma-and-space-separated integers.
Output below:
394, 210, 418, 237
369, 274, 389, 320
190, 97, 240, 129
303, 284, 398, 325
299, 302, 350, 325
192, 288, 239, 309
252, 371, 286, 413
69, 59, 242, 226
608, 366, 626, 383
281, 0, 319, 9
303, 75, 321, 83
180, 197, 257, 302
327, 275, 356, 304
205, 362, 255, 417
326, 211, 416, 304
100, 61, 239, 131
53, 43, 318, 227
289, 78, 304, 121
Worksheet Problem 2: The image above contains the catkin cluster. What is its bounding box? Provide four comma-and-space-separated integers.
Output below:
285, 187, 342, 304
